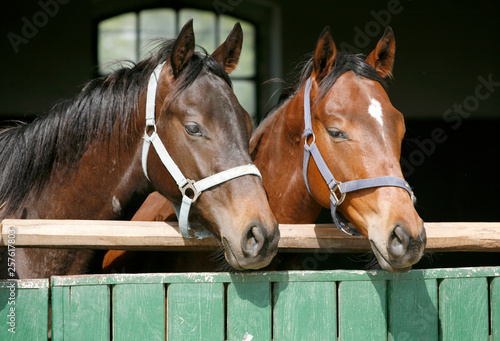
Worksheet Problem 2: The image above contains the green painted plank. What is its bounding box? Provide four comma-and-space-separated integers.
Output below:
339, 280, 387, 340
50, 267, 500, 286
492, 277, 499, 341
167, 283, 224, 341
50, 286, 67, 341
227, 282, 271, 341
273, 281, 336, 341
112, 283, 165, 341
439, 277, 488, 340
0, 281, 49, 340
51, 285, 110, 341
388, 279, 438, 341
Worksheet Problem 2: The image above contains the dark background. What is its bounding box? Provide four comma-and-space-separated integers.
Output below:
1, 0, 499, 226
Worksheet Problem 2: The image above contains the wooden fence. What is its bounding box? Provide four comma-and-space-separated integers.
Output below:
1, 219, 500, 252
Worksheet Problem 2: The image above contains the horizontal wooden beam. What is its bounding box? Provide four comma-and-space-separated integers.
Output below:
0, 219, 499, 252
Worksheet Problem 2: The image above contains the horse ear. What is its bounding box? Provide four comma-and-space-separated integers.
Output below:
211, 22, 243, 74
366, 26, 396, 78
312, 26, 337, 82
170, 19, 195, 78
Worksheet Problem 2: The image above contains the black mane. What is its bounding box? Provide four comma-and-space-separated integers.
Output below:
263, 52, 387, 121
0, 39, 231, 214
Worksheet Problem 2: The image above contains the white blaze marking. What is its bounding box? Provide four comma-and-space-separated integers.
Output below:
368, 98, 385, 140
368, 98, 384, 126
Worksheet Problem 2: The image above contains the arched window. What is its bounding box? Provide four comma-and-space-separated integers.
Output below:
97, 8, 257, 119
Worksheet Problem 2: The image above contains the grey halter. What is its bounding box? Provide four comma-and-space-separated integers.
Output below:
142, 63, 263, 239
302, 78, 415, 236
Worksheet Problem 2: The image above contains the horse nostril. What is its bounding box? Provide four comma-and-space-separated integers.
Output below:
388, 225, 410, 257
241, 223, 265, 258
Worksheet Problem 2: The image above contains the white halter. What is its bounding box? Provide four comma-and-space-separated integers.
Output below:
142, 63, 262, 239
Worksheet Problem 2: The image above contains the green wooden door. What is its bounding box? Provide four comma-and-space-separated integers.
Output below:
44, 266, 500, 341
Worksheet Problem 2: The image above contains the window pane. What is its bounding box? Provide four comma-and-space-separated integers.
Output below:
179, 9, 216, 52
233, 80, 257, 122
139, 9, 176, 60
219, 16, 255, 78
98, 13, 137, 74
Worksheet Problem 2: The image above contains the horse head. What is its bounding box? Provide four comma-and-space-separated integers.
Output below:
143, 20, 279, 270
301, 27, 425, 272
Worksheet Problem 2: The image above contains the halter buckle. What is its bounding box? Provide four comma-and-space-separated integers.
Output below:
331, 182, 346, 206
180, 179, 201, 202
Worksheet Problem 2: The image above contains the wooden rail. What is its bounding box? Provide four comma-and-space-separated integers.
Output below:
1, 219, 499, 252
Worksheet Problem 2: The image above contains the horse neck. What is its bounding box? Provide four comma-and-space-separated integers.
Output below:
251, 90, 322, 224
15, 115, 150, 221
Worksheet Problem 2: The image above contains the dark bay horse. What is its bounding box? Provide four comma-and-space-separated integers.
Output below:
103, 26, 425, 273
0, 20, 279, 279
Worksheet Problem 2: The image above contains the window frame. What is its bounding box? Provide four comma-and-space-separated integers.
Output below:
91, 0, 281, 122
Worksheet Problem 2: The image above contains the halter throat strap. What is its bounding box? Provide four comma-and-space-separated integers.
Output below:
302, 78, 415, 235
142, 63, 262, 239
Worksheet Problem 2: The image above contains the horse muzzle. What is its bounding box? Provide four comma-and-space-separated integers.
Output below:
370, 222, 427, 273
222, 220, 280, 271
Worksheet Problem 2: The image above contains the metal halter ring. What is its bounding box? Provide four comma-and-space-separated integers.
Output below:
330, 182, 346, 206
180, 179, 201, 202
144, 123, 157, 137
304, 132, 316, 147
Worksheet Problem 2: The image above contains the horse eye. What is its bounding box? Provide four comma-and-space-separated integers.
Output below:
327, 128, 348, 140
184, 124, 202, 137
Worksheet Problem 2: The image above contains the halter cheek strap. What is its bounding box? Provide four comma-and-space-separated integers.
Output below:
142, 63, 262, 239
302, 78, 416, 236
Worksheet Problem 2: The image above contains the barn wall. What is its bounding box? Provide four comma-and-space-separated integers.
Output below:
2, 0, 499, 119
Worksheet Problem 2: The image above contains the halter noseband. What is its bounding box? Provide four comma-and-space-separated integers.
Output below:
142, 63, 262, 239
302, 78, 416, 236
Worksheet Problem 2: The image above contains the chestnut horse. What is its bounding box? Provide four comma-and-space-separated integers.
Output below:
251, 26, 425, 272
103, 26, 425, 273
0, 20, 279, 279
